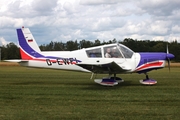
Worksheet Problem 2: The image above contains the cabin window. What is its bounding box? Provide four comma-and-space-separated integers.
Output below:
86, 48, 102, 58
104, 46, 123, 58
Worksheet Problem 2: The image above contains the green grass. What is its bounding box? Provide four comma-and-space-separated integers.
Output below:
0, 66, 180, 120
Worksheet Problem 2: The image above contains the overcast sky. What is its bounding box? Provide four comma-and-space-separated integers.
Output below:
0, 0, 180, 46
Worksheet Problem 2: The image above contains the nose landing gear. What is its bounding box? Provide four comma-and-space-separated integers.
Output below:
139, 73, 157, 85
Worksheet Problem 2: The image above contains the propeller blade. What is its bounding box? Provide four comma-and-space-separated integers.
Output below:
167, 58, 170, 72
166, 43, 171, 72
166, 44, 169, 54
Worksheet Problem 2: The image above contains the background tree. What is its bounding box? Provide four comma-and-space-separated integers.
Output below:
66, 40, 78, 51
1, 42, 20, 59
79, 40, 93, 48
94, 39, 101, 46
1, 39, 180, 62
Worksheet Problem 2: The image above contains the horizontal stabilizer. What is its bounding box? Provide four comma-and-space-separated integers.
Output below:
4, 59, 29, 63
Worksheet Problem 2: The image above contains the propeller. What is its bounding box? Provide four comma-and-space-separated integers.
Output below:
166, 44, 170, 72
166, 44, 174, 72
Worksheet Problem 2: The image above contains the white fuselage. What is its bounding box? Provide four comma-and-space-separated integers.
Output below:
19, 48, 142, 73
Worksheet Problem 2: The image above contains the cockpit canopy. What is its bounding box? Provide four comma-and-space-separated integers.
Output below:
86, 44, 134, 58
118, 44, 134, 58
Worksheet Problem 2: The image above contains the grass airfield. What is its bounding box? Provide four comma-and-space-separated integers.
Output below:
0, 63, 180, 120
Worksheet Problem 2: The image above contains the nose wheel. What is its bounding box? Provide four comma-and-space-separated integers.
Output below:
139, 73, 157, 85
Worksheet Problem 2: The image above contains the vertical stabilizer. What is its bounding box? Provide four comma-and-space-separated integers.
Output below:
17, 27, 43, 60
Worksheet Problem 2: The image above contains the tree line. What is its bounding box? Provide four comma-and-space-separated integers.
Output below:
1, 38, 180, 62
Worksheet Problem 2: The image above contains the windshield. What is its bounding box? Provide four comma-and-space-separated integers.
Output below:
118, 44, 134, 58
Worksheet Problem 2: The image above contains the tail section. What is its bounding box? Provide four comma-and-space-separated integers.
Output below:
17, 27, 43, 60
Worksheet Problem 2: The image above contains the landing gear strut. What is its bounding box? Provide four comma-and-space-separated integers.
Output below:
110, 74, 124, 83
139, 73, 157, 85
145, 74, 149, 79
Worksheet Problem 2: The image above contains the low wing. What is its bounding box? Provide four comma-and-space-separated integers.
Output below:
77, 61, 130, 74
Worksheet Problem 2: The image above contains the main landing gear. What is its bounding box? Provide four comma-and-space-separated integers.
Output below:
92, 73, 157, 86
94, 74, 124, 86
139, 73, 157, 85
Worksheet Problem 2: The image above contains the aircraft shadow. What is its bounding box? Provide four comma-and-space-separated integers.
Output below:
81, 81, 143, 90
11, 80, 143, 91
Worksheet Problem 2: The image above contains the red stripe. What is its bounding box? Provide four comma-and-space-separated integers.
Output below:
20, 48, 33, 60
137, 61, 163, 71
20, 49, 78, 64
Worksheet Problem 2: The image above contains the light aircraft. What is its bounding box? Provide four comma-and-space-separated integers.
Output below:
6, 27, 175, 86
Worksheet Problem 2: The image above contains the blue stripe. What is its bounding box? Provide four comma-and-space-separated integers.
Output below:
137, 52, 166, 67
